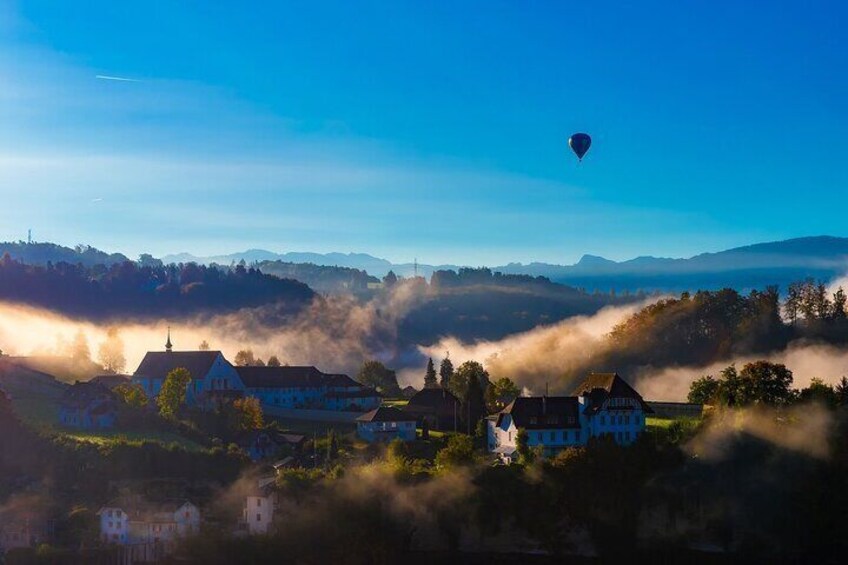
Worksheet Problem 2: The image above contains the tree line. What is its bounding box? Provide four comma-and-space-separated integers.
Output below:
0, 254, 314, 318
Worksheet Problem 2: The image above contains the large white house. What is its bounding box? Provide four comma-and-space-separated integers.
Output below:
487, 373, 652, 462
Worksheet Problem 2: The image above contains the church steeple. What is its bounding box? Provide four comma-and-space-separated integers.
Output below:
166, 326, 173, 352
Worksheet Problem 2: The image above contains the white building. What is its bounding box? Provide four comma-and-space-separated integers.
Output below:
356, 406, 418, 442
487, 373, 652, 462
240, 477, 277, 535
97, 501, 200, 546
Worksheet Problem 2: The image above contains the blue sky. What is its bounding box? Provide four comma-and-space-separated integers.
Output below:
0, 1, 846, 265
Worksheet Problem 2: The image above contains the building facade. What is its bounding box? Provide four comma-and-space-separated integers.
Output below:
356, 406, 418, 442
487, 373, 653, 462
59, 381, 117, 429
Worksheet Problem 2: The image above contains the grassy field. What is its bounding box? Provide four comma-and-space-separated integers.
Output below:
58, 429, 207, 451
265, 415, 357, 437
646, 416, 676, 429
9, 388, 210, 451
382, 399, 409, 408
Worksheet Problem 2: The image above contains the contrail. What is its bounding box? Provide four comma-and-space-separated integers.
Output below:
90, 198, 103, 203
96, 74, 141, 82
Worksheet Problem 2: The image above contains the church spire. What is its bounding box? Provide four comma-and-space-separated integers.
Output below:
166, 326, 173, 352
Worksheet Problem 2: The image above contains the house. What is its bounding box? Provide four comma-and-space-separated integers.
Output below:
131, 335, 244, 407
401, 385, 418, 399
236, 429, 305, 462
356, 406, 418, 442
402, 387, 460, 431
240, 476, 277, 535
59, 381, 117, 429
487, 373, 652, 462
97, 500, 200, 547
235, 366, 380, 412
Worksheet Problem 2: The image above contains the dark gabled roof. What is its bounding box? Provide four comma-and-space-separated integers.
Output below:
571, 372, 653, 413
134, 351, 222, 381
60, 380, 115, 409
236, 366, 326, 388
357, 406, 418, 423
497, 397, 581, 429
404, 387, 459, 409
325, 388, 381, 399
325, 373, 361, 388
90, 374, 131, 389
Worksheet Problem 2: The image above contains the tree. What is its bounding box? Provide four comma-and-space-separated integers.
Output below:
382, 270, 398, 287
70, 330, 90, 362
486, 377, 520, 412
832, 288, 847, 320
424, 358, 438, 389
712, 361, 794, 407
326, 429, 339, 462
450, 360, 490, 402
798, 378, 838, 408
97, 327, 126, 373
836, 377, 848, 407
515, 427, 532, 465
157, 367, 192, 419
434, 434, 475, 469
464, 370, 486, 435
231, 397, 264, 431
784, 282, 802, 326
688, 375, 720, 404
113, 382, 148, 408
474, 418, 488, 452
267, 355, 281, 367
255, 358, 266, 367
234, 349, 256, 366
357, 360, 401, 396
198, 340, 210, 351
439, 357, 454, 389
735, 361, 794, 406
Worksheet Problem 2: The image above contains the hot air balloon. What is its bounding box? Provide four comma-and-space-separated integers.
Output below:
568, 132, 591, 162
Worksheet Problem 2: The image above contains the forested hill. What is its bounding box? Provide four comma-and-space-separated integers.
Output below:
580, 280, 848, 381
257, 261, 379, 293
0, 256, 315, 319
0, 242, 130, 267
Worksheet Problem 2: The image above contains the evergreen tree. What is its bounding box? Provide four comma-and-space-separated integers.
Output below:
424, 358, 438, 388
267, 355, 282, 367
439, 357, 454, 389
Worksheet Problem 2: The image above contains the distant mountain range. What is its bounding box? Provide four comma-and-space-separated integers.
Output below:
2, 237, 847, 294
161, 236, 848, 293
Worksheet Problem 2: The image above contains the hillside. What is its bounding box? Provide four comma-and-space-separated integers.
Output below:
157, 236, 848, 293
0, 242, 130, 267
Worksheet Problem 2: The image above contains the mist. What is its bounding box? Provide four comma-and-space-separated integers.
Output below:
0, 280, 427, 376
418, 299, 657, 393
634, 341, 848, 402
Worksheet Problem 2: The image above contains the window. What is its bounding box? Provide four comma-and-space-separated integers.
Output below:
257, 499, 261, 507
549, 431, 555, 442
601, 416, 606, 425
256, 513, 262, 522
